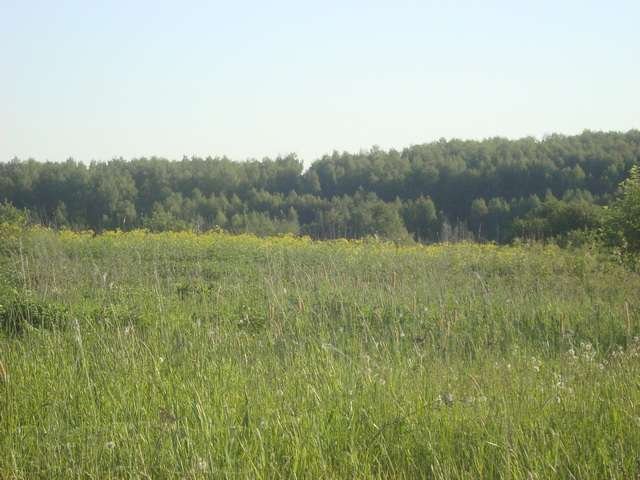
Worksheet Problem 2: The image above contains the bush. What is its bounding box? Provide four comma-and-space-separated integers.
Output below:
0, 202, 29, 253
605, 165, 640, 256
0, 201, 28, 227
0, 290, 71, 335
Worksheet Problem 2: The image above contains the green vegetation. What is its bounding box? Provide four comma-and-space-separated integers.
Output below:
2, 130, 639, 242
1, 132, 639, 477
1, 228, 639, 478
605, 165, 640, 257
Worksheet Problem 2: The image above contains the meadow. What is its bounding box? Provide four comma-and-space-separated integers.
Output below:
1, 228, 639, 478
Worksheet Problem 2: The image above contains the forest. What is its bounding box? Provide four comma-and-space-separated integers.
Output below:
1, 130, 639, 243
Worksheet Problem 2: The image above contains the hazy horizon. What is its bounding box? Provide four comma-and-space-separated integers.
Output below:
3, 128, 639, 166
2, 1, 638, 165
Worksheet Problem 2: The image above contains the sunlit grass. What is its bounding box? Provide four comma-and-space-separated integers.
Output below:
1, 229, 639, 478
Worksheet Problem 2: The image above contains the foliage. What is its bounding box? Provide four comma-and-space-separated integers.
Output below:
0, 201, 29, 256
0, 289, 70, 335
512, 195, 604, 242
1, 130, 639, 241
605, 165, 640, 257
0, 201, 27, 227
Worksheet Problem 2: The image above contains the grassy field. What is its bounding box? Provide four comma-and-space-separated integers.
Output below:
1, 229, 639, 478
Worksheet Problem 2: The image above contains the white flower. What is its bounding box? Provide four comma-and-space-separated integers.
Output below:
531, 357, 542, 372
196, 458, 208, 472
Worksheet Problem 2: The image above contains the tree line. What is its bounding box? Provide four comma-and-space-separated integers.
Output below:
1, 130, 639, 243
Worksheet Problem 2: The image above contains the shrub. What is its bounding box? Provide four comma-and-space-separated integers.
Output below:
605, 165, 640, 257
0, 202, 29, 254
0, 290, 70, 335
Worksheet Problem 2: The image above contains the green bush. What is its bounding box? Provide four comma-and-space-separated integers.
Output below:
0, 202, 29, 254
0, 290, 70, 335
0, 201, 28, 227
605, 165, 640, 257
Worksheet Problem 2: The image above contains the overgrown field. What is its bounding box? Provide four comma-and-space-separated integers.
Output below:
1, 229, 639, 478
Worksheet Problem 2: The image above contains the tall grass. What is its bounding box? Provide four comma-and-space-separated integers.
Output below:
1, 229, 639, 478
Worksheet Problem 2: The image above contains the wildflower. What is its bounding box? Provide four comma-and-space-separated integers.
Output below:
196, 458, 208, 472
531, 357, 542, 372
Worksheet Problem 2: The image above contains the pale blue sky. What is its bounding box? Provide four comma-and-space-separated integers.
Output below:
1, 0, 638, 164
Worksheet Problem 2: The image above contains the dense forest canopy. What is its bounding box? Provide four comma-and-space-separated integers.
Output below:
1, 130, 639, 243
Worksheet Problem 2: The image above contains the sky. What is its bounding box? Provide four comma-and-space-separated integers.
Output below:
1, 0, 638, 165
